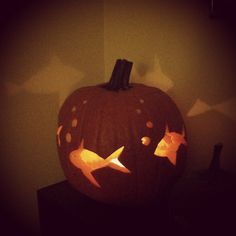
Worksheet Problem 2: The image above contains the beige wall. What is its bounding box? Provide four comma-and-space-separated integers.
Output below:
0, 0, 236, 235
104, 0, 236, 171
0, 0, 104, 235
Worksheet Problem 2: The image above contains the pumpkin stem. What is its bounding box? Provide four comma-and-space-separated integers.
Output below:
106, 59, 133, 90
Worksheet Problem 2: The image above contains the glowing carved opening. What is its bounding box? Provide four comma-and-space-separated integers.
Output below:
72, 106, 76, 112
56, 125, 63, 147
154, 125, 187, 166
146, 121, 154, 128
139, 99, 144, 104
69, 140, 131, 188
72, 118, 78, 127
66, 132, 72, 143
141, 136, 151, 146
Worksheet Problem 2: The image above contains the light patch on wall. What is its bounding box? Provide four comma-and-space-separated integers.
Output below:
131, 55, 174, 92
187, 98, 236, 121
4, 55, 85, 105
187, 99, 211, 117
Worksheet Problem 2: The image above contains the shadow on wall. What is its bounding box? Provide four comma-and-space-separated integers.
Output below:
131, 55, 174, 92
0, 0, 104, 235
0, 0, 236, 235
132, 54, 236, 172
103, 0, 236, 171
0, 56, 91, 235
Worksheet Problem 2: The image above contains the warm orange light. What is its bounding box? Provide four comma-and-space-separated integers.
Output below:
66, 132, 72, 143
69, 140, 131, 187
71, 106, 76, 112
72, 118, 78, 127
56, 125, 63, 147
141, 136, 151, 146
146, 121, 153, 128
136, 109, 142, 114
154, 125, 187, 165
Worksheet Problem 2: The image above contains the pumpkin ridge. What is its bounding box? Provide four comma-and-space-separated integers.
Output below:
76, 87, 100, 149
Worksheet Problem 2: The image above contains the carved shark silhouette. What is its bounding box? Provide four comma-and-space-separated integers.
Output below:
69, 140, 131, 187
154, 125, 187, 165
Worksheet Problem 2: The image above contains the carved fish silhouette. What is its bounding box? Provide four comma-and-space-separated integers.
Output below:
154, 125, 187, 165
187, 98, 236, 122
5, 56, 84, 105
69, 140, 131, 188
131, 55, 174, 92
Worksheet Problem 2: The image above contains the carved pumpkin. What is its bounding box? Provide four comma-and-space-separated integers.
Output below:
57, 59, 187, 205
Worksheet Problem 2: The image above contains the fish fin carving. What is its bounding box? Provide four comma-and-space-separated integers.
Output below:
82, 169, 101, 188
166, 152, 177, 166
56, 125, 63, 147
79, 139, 84, 149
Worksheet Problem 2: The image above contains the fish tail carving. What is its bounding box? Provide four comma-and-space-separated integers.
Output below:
108, 160, 131, 173
106, 146, 131, 173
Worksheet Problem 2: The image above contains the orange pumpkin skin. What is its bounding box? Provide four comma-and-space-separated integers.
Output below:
57, 83, 187, 206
